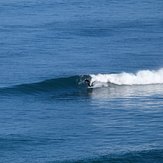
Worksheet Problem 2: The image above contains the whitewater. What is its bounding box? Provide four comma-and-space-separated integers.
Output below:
90, 68, 163, 87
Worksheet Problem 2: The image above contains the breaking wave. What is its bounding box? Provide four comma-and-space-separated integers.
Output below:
1, 68, 163, 96
90, 68, 163, 87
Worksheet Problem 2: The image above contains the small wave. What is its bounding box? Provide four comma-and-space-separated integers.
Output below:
60, 149, 163, 163
90, 68, 163, 87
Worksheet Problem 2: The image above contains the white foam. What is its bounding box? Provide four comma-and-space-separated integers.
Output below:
90, 68, 163, 86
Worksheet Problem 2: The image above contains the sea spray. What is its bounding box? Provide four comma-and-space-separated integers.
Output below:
90, 68, 163, 86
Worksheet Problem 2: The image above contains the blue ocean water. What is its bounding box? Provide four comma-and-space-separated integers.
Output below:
0, 0, 163, 162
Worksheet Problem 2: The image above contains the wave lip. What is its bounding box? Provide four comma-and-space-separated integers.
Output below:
90, 68, 163, 87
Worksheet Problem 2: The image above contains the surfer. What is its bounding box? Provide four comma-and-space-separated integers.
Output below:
84, 79, 91, 87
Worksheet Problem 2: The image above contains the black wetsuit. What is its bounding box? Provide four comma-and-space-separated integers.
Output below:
85, 79, 91, 87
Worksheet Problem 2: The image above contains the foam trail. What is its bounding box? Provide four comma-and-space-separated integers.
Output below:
90, 68, 163, 87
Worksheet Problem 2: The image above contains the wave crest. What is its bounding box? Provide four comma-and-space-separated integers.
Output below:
91, 68, 163, 87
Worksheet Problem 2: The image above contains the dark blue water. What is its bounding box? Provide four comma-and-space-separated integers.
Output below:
0, 0, 163, 162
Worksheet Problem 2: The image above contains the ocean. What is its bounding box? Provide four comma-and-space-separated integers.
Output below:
0, 0, 163, 162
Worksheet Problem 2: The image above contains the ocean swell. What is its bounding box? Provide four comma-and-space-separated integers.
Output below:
0, 75, 87, 96
62, 149, 163, 163
1, 68, 163, 96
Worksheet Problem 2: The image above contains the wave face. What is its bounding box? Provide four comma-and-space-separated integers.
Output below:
0, 75, 88, 96
90, 68, 163, 87
1, 69, 163, 96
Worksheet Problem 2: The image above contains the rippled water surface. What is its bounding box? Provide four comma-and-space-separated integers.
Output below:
0, 0, 163, 162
